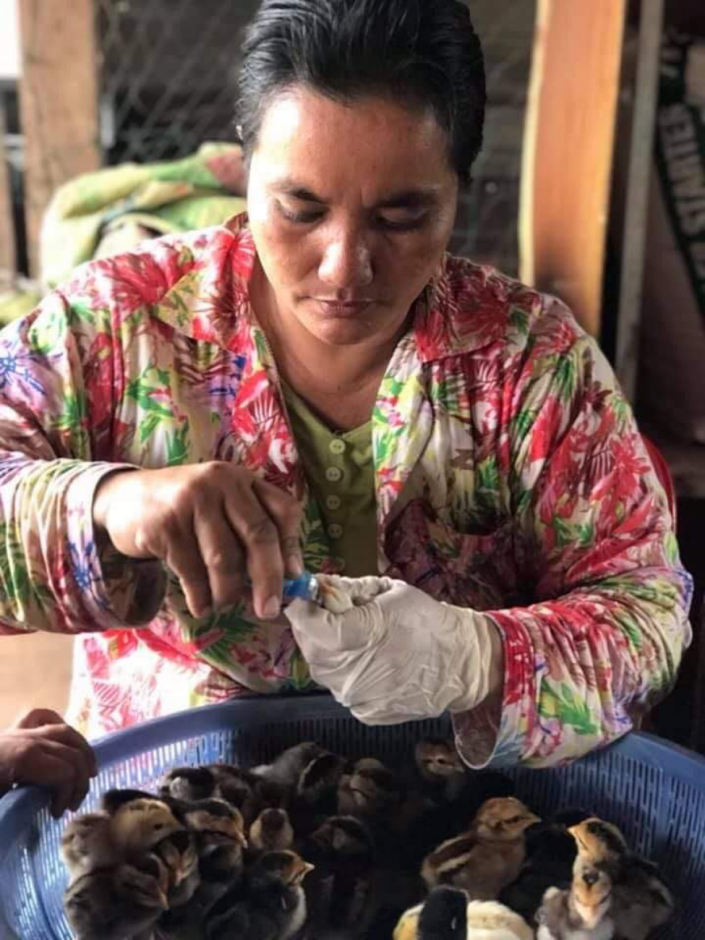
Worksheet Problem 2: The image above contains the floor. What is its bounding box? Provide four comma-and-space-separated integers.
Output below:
0, 632, 73, 728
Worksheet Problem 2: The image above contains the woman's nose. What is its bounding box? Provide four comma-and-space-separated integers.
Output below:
318, 228, 373, 289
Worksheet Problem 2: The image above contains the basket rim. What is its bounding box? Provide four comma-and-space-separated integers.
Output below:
0, 692, 703, 862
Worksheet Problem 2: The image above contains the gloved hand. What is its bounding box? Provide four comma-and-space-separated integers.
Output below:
285, 576, 503, 725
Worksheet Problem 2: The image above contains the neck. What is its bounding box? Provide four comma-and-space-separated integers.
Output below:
251, 264, 406, 429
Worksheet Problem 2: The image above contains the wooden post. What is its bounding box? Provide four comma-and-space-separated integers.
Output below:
0, 104, 16, 289
520, 0, 628, 336
17, 0, 101, 278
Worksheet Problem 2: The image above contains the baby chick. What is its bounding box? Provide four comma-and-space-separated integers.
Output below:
180, 797, 248, 844
253, 742, 326, 788
250, 808, 295, 855
422, 797, 540, 900
205, 850, 314, 940
297, 751, 350, 812
536, 858, 615, 940
569, 819, 674, 940
414, 739, 467, 806
337, 757, 405, 820
394, 886, 468, 940
152, 828, 200, 909
61, 812, 116, 883
161, 764, 261, 825
64, 856, 169, 940
303, 814, 377, 934
395, 888, 534, 940
500, 819, 578, 923
110, 796, 184, 856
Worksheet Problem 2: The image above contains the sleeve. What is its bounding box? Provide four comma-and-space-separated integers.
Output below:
0, 284, 166, 636
453, 298, 693, 768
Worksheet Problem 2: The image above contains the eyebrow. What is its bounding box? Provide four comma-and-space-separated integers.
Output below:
272, 180, 441, 209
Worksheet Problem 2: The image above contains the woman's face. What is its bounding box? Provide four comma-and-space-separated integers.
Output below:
247, 87, 459, 348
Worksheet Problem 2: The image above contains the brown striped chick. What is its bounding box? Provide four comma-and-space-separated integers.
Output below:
536, 857, 615, 940
422, 797, 540, 900
61, 812, 116, 884
152, 828, 200, 909
250, 808, 295, 855
569, 819, 674, 940
64, 854, 169, 940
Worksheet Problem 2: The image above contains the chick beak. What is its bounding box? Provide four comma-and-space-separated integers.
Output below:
295, 861, 315, 884
525, 813, 542, 828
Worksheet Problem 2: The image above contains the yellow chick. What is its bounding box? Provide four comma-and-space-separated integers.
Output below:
421, 797, 540, 900
110, 797, 184, 855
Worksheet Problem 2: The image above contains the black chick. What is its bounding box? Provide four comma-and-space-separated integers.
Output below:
250, 808, 295, 855
419, 886, 469, 940
205, 850, 314, 940
500, 820, 579, 923
303, 815, 377, 935
393, 886, 468, 940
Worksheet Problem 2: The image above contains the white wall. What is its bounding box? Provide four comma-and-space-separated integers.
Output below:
0, 0, 20, 79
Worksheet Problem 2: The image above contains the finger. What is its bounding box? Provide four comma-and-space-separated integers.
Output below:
14, 708, 65, 730
29, 725, 98, 786
319, 575, 396, 608
224, 487, 285, 620
30, 724, 98, 778
193, 504, 247, 611
253, 479, 304, 577
15, 745, 78, 818
163, 526, 213, 619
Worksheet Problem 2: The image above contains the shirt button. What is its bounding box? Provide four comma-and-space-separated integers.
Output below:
325, 466, 343, 483
329, 438, 346, 455
328, 523, 344, 539
326, 495, 342, 511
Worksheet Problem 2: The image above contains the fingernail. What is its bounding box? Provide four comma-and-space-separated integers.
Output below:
262, 596, 281, 619
288, 555, 304, 577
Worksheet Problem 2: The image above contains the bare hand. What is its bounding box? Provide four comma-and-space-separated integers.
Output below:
0, 709, 98, 817
92, 464, 303, 620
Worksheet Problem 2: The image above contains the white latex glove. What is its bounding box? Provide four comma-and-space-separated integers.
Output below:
285, 576, 501, 725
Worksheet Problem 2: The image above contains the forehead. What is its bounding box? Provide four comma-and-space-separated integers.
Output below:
250, 86, 454, 195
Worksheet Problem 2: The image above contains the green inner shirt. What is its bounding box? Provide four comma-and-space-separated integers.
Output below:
282, 382, 379, 578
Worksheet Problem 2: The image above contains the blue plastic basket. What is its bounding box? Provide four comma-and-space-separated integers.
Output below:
0, 693, 703, 939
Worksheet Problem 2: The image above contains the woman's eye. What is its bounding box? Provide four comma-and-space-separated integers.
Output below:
377, 212, 428, 232
278, 203, 323, 224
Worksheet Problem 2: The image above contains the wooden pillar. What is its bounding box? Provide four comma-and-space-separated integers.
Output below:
0, 105, 16, 289
520, 0, 628, 336
17, 0, 101, 278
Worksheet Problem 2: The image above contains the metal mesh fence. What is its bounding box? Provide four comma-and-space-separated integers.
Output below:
94, 0, 535, 273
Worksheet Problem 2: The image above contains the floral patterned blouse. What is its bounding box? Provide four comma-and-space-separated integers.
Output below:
0, 214, 692, 766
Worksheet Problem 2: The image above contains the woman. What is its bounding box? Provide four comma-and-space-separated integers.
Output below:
0, 0, 691, 766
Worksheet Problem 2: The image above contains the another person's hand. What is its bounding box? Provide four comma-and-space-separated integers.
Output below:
285, 576, 504, 724
92, 464, 303, 620
0, 709, 98, 817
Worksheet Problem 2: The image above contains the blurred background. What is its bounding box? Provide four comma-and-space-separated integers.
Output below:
0, 0, 704, 750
